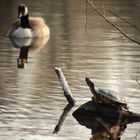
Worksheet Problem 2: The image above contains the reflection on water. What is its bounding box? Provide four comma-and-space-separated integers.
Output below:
0, 0, 140, 139
53, 103, 74, 134
10, 36, 49, 68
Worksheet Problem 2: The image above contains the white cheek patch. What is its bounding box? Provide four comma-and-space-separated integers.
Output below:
24, 7, 28, 16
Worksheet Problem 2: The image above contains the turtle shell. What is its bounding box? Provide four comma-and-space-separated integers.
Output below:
94, 87, 126, 106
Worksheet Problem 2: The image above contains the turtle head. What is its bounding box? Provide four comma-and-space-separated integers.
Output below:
85, 77, 94, 87
85, 77, 97, 97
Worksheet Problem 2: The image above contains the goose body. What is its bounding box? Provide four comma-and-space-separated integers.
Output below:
8, 4, 50, 38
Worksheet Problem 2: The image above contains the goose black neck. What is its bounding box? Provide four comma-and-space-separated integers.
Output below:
20, 14, 30, 28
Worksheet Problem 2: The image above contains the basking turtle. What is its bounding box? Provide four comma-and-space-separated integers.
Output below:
85, 78, 128, 110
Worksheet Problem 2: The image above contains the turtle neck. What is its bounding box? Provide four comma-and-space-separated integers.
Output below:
20, 14, 31, 28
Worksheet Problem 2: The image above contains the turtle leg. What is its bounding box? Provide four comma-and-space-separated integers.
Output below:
91, 96, 96, 101
124, 105, 129, 111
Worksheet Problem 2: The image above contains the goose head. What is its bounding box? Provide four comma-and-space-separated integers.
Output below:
18, 4, 30, 28
18, 4, 28, 18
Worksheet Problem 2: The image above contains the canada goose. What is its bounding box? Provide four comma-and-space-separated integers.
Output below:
7, 3, 50, 38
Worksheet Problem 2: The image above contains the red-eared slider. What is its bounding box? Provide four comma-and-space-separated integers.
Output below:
85, 78, 128, 110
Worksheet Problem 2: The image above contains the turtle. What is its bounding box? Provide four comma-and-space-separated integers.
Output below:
85, 77, 128, 110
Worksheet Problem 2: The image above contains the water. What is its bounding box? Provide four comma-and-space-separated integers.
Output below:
0, 0, 140, 139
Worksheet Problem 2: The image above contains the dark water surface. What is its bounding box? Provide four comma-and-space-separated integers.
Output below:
0, 0, 140, 139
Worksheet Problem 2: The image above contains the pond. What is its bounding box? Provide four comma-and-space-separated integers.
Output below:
0, 0, 140, 139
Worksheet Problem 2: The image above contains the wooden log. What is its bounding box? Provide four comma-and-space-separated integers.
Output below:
54, 67, 76, 105
73, 101, 140, 139
73, 101, 140, 124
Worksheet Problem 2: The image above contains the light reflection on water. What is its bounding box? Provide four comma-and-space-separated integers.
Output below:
0, 0, 140, 139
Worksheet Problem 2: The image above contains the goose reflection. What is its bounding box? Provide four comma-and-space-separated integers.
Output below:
73, 101, 140, 140
9, 36, 49, 68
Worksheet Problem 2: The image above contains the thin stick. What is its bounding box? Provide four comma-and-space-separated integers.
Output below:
86, 0, 140, 45
85, 0, 88, 32
117, 16, 119, 27
107, 9, 140, 32
130, 75, 140, 86
54, 67, 76, 105
102, 5, 105, 16
136, 64, 139, 81
130, 64, 140, 86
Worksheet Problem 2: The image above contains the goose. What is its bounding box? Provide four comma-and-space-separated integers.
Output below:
7, 3, 50, 38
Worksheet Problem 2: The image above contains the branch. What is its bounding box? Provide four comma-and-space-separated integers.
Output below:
130, 64, 140, 86
85, 0, 88, 32
131, 76, 140, 86
107, 9, 140, 33
125, 129, 140, 140
54, 67, 76, 105
86, 0, 140, 45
